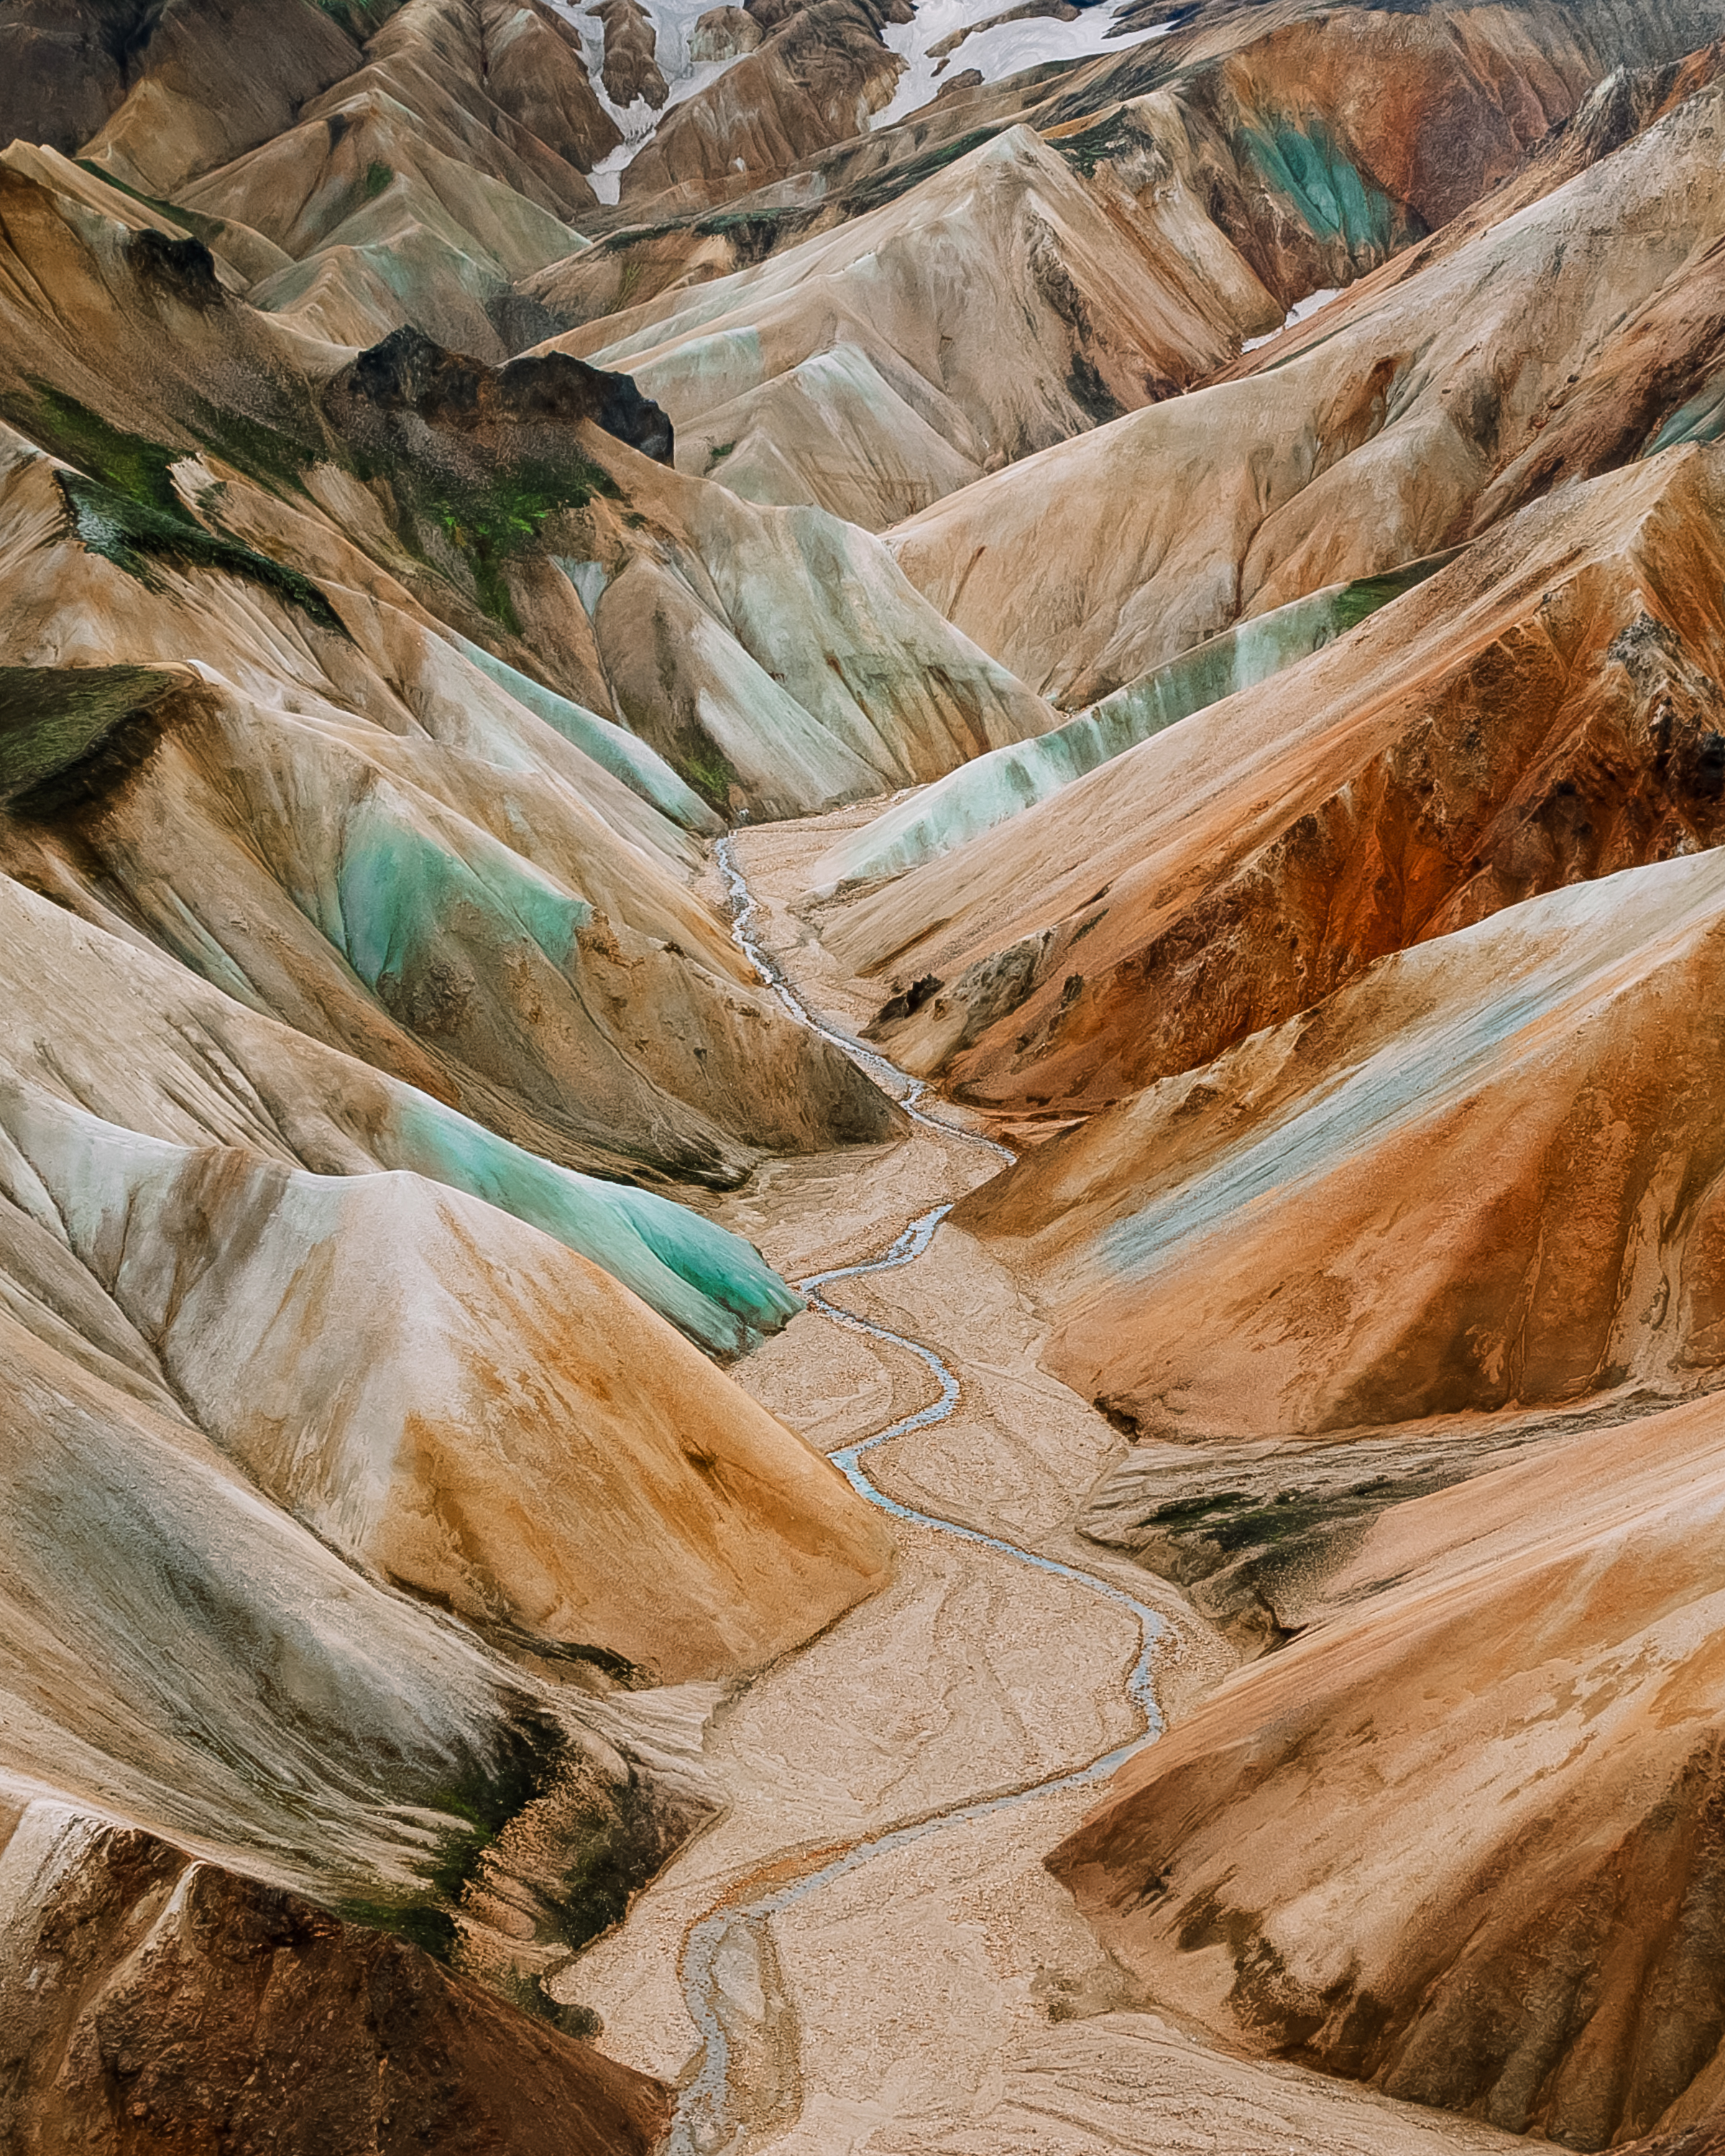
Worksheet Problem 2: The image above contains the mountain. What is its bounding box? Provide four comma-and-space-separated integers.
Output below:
9, 0, 1725, 2149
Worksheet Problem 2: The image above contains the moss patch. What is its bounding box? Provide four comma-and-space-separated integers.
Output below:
423, 457, 614, 631
551, 1774, 684, 1952
58, 470, 344, 632
14, 376, 327, 507
0, 663, 182, 806
307, 0, 402, 31
334, 1705, 569, 1963
16, 387, 338, 626
668, 732, 742, 811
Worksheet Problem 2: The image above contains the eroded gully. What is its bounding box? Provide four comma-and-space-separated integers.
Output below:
632, 842, 1172, 2155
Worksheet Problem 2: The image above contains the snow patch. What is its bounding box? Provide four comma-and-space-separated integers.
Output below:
1241, 286, 1341, 353
554, 0, 1179, 202
545, 0, 745, 202
872, 1, 1175, 132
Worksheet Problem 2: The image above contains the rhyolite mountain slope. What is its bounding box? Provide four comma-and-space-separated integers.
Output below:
538, 121, 1282, 526
888, 52, 1725, 703
0, 1797, 673, 2155
527, 0, 1718, 526
783, 18, 1725, 2152
7, 0, 1725, 2148
828, 441, 1725, 1111
1046, 1381, 1725, 2150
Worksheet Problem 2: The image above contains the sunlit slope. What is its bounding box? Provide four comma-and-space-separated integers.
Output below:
889, 65, 1725, 703
1049, 1381, 1725, 2148
545, 124, 1277, 527
959, 848, 1725, 1442
830, 446, 1725, 1115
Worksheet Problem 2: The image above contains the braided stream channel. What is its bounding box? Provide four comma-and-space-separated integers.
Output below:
660, 840, 1172, 2155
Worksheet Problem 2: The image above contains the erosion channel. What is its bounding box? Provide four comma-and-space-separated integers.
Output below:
556, 810, 1527, 2156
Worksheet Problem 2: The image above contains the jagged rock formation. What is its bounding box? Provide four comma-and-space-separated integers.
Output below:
0, 1801, 671, 2152
615, 0, 906, 206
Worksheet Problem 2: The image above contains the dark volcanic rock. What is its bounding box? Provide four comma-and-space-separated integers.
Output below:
0, 1808, 670, 2155
336, 325, 675, 465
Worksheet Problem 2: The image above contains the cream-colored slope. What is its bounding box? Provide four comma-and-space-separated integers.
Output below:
958, 847, 1725, 1443
543, 124, 1274, 526
0, 870, 806, 1353
3, 142, 1050, 827
0, 861, 892, 1997
160, 0, 615, 359
178, 91, 588, 362
0, 1205, 730, 1977
570, 421, 1059, 811
0, 430, 893, 1188
4, 1078, 892, 1685
827, 446, 1725, 1118
889, 69, 1725, 703
77, 0, 367, 200
1049, 1385, 1725, 2147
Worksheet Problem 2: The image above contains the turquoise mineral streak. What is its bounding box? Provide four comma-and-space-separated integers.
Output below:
1647, 376, 1725, 456
821, 553, 1457, 889
389, 1089, 801, 1353
1240, 119, 1399, 254
334, 793, 590, 989
453, 635, 721, 833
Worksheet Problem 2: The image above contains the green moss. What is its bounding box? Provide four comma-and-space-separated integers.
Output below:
70, 159, 264, 278
362, 159, 394, 201
1148, 1491, 1251, 1530
22, 385, 181, 509
408, 456, 617, 631
307, 0, 402, 29
670, 734, 741, 808
551, 1776, 676, 1951
73, 160, 194, 226
1059, 109, 1142, 180
58, 470, 344, 632
14, 375, 327, 507
689, 206, 814, 267
334, 1705, 568, 1963
707, 440, 737, 465
0, 663, 180, 804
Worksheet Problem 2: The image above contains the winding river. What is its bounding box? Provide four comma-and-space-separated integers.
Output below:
662, 842, 1172, 2154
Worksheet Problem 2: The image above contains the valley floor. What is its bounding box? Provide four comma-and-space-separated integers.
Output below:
556, 808, 1530, 2155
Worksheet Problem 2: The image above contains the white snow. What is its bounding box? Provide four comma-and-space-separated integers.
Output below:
545, 0, 745, 203
872, 1, 1175, 132
1241, 285, 1341, 353
546, 0, 1176, 207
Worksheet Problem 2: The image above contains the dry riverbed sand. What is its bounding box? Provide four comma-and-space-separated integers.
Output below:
553, 808, 1525, 2156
